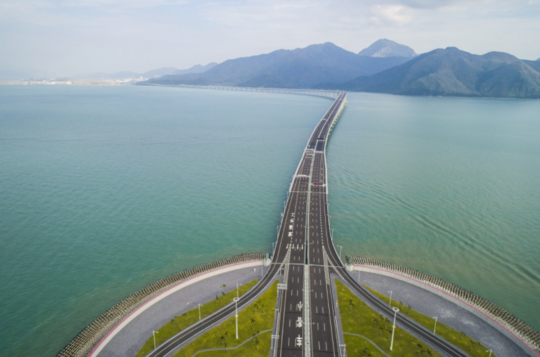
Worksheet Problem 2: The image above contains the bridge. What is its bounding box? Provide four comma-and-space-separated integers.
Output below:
269, 92, 471, 357
139, 83, 340, 99
147, 92, 472, 357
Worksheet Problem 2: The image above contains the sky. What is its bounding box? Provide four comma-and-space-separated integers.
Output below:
1, 0, 540, 77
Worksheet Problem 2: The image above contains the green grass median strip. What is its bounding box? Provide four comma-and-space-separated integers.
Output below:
135, 279, 258, 357
191, 329, 272, 357
343, 333, 390, 357
365, 285, 495, 357
172, 280, 278, 357
336, 279, 444, 357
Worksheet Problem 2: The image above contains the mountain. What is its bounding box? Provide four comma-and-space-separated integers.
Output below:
83, 63, 217, 80
358, 39, 416, 58
321, 47, 540, 99
142, 67, 180, 78
522, 60, 540, 73
175, 63, 217, 75
143, 63, 218, 78
144, 42, 412, 88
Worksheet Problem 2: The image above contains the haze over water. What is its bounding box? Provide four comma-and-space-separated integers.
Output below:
0, 86, 539, 356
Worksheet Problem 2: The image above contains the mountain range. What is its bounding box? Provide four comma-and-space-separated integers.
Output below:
85, 63, 217, 80
318, 47, 540, 99
145, 42, 412, 88
142, 40, 540, 99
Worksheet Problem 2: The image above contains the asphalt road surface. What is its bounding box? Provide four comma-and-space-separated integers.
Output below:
148, 92, 469, 357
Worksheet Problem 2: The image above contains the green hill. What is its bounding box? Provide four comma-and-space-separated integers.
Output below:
322, 47, 540, 99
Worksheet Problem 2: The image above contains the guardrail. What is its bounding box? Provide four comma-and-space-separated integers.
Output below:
138, 83, 341, 99
57, 253, 266, 357
347, 255, 540, 353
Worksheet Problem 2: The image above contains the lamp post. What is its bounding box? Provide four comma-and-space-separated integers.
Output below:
388, 291, 393, 307
152, 330, 158, 350
337, 245, 342, 260
390, 307, 399, 351
486, 349, 492, 357
433, 316, 438, 334
233, 297, 240, 339
198, 303, 201, 321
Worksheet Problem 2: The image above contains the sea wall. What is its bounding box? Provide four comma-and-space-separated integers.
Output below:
57, 253, 266, 357
347, 255, 540, 356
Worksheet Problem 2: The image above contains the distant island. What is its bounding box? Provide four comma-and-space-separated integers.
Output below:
141, 39, 540, 99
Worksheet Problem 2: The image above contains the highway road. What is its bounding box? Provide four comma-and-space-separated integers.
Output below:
147, 92, 469, 357
145, 93, 337, 357
274, 92, 347, 357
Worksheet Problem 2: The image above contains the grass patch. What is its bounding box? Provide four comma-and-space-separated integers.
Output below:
343, 334, 389, 357
172, 280, 278, 357
336, 279, 443, 357
364, 285, 495, 357
136, 279, 259, 357
188, 330, 272, 357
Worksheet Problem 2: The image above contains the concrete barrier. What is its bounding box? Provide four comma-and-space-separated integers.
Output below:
347, 255, 540, 357
57, 253, 266, 357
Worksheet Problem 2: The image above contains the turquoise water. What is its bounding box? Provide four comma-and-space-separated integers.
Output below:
0, 87, 539, 356
328, 93, 540, 330
0, 85, 332, 356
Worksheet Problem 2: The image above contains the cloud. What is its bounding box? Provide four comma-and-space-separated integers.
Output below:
1, 0, 540, 75
65, 0, 189, 9
370, 5, 412, 25
388, 0, 465, 9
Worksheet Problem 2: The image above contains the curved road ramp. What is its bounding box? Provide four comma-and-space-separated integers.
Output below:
347, 256, 540, 357
57, 253, 266, 357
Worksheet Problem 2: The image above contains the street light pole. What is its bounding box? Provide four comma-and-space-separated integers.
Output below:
153, 330, 158, 350
486, 349, 492, 357
433, 316, 438, 334
390, 307, 400, 351
233, 297, 240, 339
388, 291, 393, 307
198, 303, 201, 321
337, 245, 342, 260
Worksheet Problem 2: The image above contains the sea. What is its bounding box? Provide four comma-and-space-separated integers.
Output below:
0, 85, 539, 356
